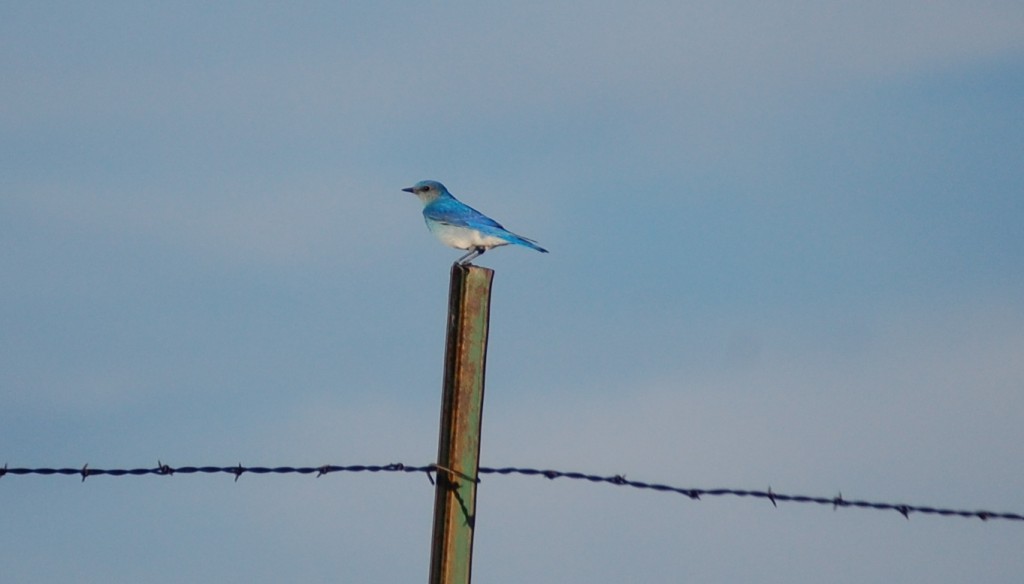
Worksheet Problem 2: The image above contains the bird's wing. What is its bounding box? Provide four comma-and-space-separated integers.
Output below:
424, 198, 507, 231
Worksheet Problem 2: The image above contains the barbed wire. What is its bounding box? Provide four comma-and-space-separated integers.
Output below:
2, 462, 1021, 523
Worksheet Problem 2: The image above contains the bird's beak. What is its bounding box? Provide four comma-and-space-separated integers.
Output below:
401, 186, 415, 194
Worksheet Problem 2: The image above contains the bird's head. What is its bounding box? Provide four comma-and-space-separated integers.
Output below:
402, 180, 449, 204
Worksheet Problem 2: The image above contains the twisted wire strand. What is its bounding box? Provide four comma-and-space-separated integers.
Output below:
2, 462, 1020, 522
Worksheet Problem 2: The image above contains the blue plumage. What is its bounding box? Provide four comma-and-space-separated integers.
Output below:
402, 180, 548, 265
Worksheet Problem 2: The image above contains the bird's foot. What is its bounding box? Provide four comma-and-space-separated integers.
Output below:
455, 247, 486, 266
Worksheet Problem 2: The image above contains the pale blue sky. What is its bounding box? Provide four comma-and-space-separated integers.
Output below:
3, 2, 1023, 582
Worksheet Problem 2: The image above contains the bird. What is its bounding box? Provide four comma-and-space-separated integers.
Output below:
402, 180, 548, 265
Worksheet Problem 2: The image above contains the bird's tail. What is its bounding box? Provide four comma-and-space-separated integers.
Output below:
508, 233, 549, 254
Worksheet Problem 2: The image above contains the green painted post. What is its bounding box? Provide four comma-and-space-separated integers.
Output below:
428, 263, 494, 584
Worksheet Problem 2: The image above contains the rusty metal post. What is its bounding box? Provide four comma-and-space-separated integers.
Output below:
427, 263, 494, 584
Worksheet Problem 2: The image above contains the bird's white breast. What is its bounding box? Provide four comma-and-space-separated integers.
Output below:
426, 221, 509, 250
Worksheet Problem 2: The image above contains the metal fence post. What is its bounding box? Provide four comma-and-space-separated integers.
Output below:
428, 263, 494, 584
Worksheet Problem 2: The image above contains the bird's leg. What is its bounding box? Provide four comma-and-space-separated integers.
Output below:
456, 247, 485, 265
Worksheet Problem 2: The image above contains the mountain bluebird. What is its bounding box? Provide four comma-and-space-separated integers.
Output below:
402, 180, 548, 265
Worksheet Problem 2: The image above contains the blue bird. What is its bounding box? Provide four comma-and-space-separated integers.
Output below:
402, 180, 548, 265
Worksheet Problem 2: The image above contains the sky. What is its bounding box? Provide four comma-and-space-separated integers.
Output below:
2, 2, 1023, 582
